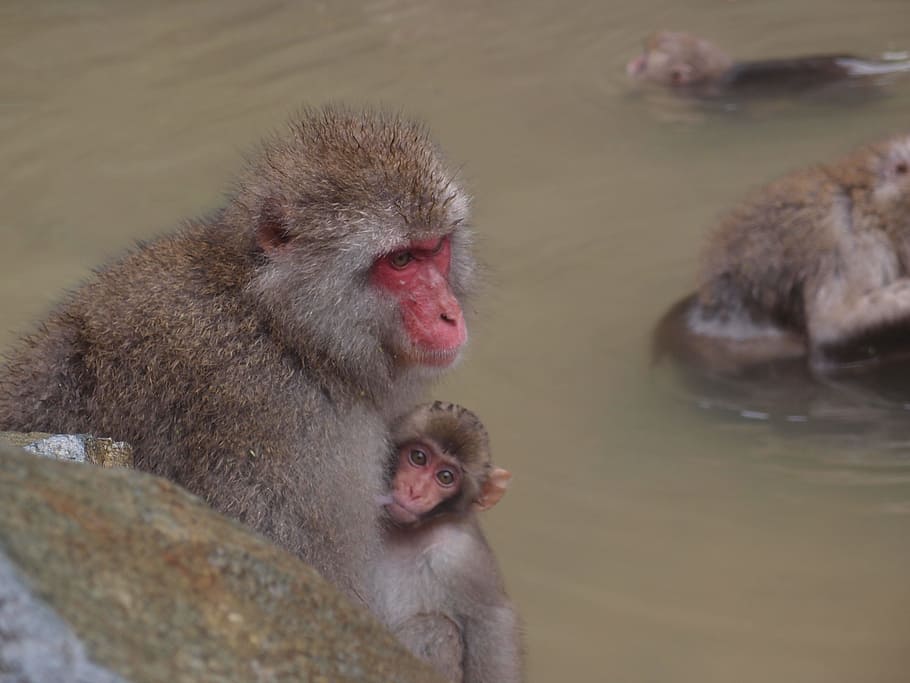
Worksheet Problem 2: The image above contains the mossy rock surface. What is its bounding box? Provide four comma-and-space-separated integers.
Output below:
0, 445, 441, 683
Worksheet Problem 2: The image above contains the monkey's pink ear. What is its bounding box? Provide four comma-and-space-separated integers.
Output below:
256, 206, 293, 254
473, 467, 512, 511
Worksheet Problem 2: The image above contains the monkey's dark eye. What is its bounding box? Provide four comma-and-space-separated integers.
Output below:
388, 251, 414, 269
408, 449, 427, 466
436, 469, 456, 487
896, 162, 908, 175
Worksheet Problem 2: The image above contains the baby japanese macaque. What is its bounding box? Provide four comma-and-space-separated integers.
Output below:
655, 133, 910, 375
627, 30, 910, 97
372, 402, 522, 683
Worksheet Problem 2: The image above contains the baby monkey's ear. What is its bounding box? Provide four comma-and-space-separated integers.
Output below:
473, 467, 512, 511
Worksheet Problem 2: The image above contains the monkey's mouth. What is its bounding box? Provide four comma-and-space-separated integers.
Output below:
385, 500, 420, 525
406, 346, 462, 368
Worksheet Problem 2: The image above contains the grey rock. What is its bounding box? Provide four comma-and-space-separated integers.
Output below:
0, 445, 442, 683
0, 552, 128, 683
0, 432, 132, 468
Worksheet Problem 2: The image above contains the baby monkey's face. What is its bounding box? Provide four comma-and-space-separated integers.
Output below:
386, 441, 462, 526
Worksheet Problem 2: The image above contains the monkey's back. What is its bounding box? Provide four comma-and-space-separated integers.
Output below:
0, 224, 263, 445
697, 166, 843, 327
0, 223, 389, 591
718, 55, 855, 94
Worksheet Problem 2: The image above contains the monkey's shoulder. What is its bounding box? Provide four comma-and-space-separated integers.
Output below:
703, 170, 844, 275
719, 169, 837, 229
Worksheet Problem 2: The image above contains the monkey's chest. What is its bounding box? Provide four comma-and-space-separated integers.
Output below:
372, 528, 470, 625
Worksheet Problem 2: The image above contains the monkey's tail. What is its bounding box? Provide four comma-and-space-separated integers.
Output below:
840, 56, 910, 76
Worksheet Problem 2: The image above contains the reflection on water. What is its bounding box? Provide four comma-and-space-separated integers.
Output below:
656, 327, 910, 435
2, 1, 910, 682
657, 355, 910, 458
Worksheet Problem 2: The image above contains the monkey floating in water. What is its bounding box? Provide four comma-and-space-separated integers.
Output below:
654, 133, 910, 434
627, 30, 910, 98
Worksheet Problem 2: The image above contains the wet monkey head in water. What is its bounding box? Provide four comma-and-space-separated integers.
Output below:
627, 30, 734, 88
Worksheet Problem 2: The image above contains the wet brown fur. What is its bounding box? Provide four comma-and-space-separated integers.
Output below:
640, 30, 733, 86
629, 30, 908, 96
657, 134, 910, 373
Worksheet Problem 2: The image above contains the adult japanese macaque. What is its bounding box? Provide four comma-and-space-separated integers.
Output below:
0, 106, 477, 601
626, 30, 910, 97
655, 133, 910, 375
372, 402, 522, 683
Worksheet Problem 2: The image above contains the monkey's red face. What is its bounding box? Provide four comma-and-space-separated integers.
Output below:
386, 442, 461, 526
371, 236, 467, 368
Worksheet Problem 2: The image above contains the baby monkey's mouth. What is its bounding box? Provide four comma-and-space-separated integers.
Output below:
385, 499, 421, 526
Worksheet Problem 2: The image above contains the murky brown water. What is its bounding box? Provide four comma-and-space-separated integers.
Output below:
2, 1, 910, 681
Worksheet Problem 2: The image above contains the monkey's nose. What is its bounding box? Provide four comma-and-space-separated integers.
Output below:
440, 312, 457, 325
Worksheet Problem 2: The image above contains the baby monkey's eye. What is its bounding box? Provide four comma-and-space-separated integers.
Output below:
895, 161, 908, 176
435, 469, 456, 487
408, 449, 427, 466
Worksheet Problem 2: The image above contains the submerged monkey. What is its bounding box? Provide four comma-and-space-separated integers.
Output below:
627, 30, 910, 98
372, 402, 522, 683
655, 133, 910, 374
